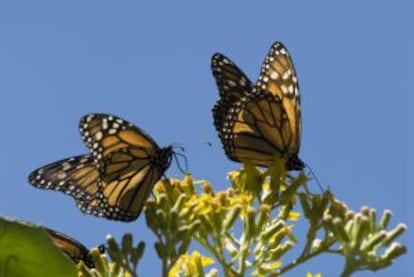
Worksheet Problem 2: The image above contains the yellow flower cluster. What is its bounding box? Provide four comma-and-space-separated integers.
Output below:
145, 161, 305, 276
78, 159, 407, 277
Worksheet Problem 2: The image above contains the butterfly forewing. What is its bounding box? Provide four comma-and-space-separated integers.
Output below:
255, 42, 302, 152
211, 53, 253, 103
79, 114, 159, 160
28, 155, 101, 216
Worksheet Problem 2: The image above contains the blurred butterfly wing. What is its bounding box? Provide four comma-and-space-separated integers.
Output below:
80, 114, 171, 221
46, 228, 95, 268
255, 42, 302, 153
211, 53, 253, 135
28, 155, 101, 216
222, 90, 296, 167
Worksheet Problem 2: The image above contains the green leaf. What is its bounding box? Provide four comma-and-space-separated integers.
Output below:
0, 216, 77, 277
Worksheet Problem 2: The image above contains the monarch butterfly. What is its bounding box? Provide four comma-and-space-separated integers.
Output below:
29, 114, 174, 221
46, 227, 105, 268
212, 42, 304, 170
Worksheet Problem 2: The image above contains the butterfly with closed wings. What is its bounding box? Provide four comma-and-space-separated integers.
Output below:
29, 114, 174, 222
212, 42, 304, 170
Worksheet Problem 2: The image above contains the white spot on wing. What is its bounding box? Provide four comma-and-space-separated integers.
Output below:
288, 84, 294, 94
57, 172, 67, 179
228, 80, 236, 87
283, 70, 291, 80
281, 85, 288, 94
95, 131, 103, 141
80, 157, 88, 163
239, 78, 246, 86
62, 162, 71, 171
102, 119, 108, 130
270, 71, 279, 80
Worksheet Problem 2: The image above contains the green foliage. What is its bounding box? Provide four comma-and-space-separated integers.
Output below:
0, 216, 77, 277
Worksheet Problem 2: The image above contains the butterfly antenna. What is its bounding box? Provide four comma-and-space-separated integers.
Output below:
304, 162, 324, 193
173, 151, 189, 174
171, 143, 185, 152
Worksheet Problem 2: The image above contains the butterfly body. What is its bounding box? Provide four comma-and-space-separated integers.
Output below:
212, 42, 304, 170
150, 146, 174, 173
29, 113, 173, 222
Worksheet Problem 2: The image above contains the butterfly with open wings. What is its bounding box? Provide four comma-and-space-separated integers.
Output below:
29, 114, 174, 222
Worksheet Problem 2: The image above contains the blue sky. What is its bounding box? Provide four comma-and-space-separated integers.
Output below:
1, 1, 411, 276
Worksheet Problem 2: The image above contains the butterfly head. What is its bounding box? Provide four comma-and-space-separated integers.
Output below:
286, 155, 305, 171
154, 146, 174, 172
83, 244, 105, 268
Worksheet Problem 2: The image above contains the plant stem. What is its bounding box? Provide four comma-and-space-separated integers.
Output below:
300, 224, 318, 257
154, 231, 169, 277
195, 236, 234, 277
278, 239, 336, 275
340, 258, 356, 277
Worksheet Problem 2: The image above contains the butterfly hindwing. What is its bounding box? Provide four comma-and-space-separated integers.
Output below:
96, 146, 166, 221
28, 155, 101, 216
222, 90, 294, 166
